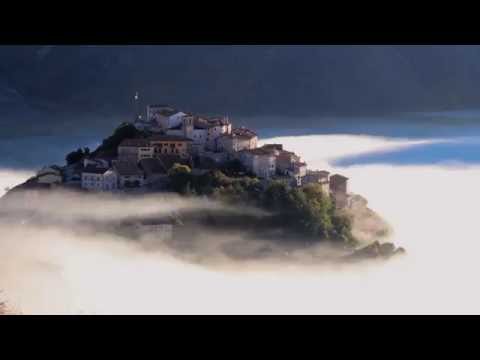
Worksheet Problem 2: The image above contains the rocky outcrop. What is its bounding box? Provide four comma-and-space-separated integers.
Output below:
346, 241, 406, 262
345, 194, 392, 243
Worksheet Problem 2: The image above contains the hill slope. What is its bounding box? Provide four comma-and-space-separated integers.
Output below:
2, 45, 480, 124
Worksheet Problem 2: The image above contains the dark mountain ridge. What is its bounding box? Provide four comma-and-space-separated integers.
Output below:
1, 45, 480, 131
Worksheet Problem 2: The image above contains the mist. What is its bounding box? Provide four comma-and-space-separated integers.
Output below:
1, 133, 480, 314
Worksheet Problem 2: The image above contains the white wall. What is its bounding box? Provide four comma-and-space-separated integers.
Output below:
37, 174, 62, 185
252, 155, 276, 179
81, 173, 104, 191
168, 112, 187, 129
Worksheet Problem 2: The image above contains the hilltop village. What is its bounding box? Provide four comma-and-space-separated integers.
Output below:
2, 103, 405, 262
29, 104, 351, 209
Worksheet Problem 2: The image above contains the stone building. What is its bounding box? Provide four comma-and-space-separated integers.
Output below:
146, 105, 177, 129
149, 135, 193, 158
238, 147, 277, 179
118, 139, 154, 162
329, 174, 349, 209
217, 127, 258, 154
113, 160, 144, 188
303, 170, 330, 194
81, 166, 118, 191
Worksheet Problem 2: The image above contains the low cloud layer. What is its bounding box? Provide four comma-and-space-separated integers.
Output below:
2, 134, 480, 314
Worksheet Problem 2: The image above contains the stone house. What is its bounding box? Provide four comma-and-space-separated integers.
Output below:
149, 134, 193, 158
303, 170, 330, 194
329, 174, 349, 209
204, 116, 232, 151
217, 127, 258, 154
113, 160, 144, 188
81, 166, 118, 191
166, 115, 208, 154
238, 147, 277, 179
146, 105, 177, 129
118, 139, 154, 162
276, 151, 300, 173
270, 150, 307, 187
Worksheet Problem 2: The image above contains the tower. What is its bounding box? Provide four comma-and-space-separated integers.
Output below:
183, 115, 194, 139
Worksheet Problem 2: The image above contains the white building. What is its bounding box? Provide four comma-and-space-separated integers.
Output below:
275, 150, 307, 186
217, 127, 258, 154
205, 117, 232, 151
238, 148, 277, 179
81, 167, 118, 192
166, 115, 231, 153
146, 105, 177, 129
165, 115, 207, 153
168, 112, 188, 129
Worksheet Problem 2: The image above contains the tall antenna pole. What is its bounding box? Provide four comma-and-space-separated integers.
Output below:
134, 91, 139, 122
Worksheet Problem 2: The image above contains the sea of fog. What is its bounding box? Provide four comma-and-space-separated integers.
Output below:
2, 120, 480, 314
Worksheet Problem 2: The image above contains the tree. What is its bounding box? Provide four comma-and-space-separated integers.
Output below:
66, 148, 85, 165
219, 159, 247, 177
168, 163, 192, 194
92, 123, 143, 157
262, 180, 292, 211
168, 163, 191, 176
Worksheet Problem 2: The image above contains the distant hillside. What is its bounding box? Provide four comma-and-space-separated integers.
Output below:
2, 45, 480, 131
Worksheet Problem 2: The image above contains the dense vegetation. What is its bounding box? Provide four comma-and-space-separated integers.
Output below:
92, 123, 146, 157
65, 123, 148, 165
66, 147, 90, 165
167, 164, 354, 244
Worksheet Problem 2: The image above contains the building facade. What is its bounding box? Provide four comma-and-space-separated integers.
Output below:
146, 105, 177, 129
149, 135, 193, 158
118, 139, 154, 162
113, 161, 144, 188
204, 117, 232, 151
238, 148, 277, 179
217, 127, 258, 154
81, 167, 118, 191
329, 174, 349, 209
